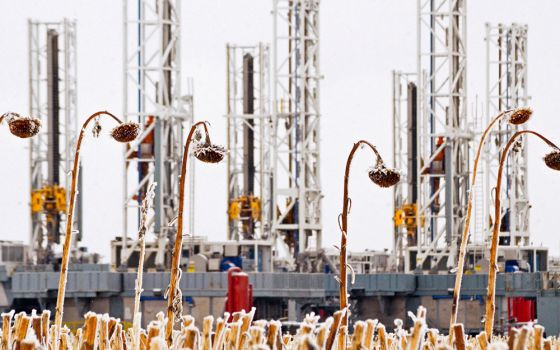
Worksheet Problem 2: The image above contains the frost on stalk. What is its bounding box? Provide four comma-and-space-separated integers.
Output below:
347, 264, 356, 285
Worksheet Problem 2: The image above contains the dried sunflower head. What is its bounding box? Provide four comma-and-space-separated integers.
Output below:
368, 164, 401, 188
111, 121, 140, 143
544, 150, 560, 171
2, 112, 41, 138
193, 142, 226, 163
508, 107, 532, 125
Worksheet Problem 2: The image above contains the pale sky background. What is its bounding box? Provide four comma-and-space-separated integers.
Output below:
0, 1, 559, 262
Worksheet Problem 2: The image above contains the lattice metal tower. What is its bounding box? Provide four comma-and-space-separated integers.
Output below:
28, 19, 79, 264
122, 0, 193, 267
226, 44, 273, 241
414, 0, 469, 271
483, 23, 529, 247
391, 71, 417, 272
272, 0, 322, 256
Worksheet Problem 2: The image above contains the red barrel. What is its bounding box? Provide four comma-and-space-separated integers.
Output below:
508, 297, 535, 323
225, 267, 253, 314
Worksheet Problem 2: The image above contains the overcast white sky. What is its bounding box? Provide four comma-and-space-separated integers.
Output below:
1, 1, 559, 262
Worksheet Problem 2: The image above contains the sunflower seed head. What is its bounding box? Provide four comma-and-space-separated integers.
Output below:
111, 121, 140, 143
5, 113, 41, 138
544, 150, 560, 171
508, 107, 532, 125
193, 142, 226, 164
368, 164, 401, 188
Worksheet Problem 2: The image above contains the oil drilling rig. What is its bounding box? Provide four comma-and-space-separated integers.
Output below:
392, 2, 547, 273
225, 0, 323, 269
28, 19, 80, 264
481, 23, 545, 271
118, 0, 194, 269
392, 0, 469, 272
226, 43, 272, 242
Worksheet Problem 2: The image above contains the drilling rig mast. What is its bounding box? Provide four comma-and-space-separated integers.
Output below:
392, 71, 417, 272
411, 0, 469, 272
272, 0, 322, 258
226, 44, 273, 241
483, 23, 530, 247
121, 0, 193, 268
29, 19, 79, 264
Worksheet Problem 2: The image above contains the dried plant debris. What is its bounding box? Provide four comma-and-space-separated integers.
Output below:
508, 107, 532, 125
1, 112, 41, 138
0, 306, 552, 350
111, 122, 140, 143
368, 164, 401, 188
193, 142, 226, 164
92, 118, 102, 138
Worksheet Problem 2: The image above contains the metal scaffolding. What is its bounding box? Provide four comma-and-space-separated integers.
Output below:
226, 44, 273, 241
272, 0, 322, 256
28, 19, 79, 264
391, 71, 417, 272
484, 23, 530, 247
414, 0, 470, 271
122, 0, 193, 268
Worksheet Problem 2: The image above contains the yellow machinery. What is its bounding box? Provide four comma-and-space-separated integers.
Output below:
393, 203, 424, 240
31, 185, 67, 245
31, 185, 66, 214
228, 195, 261, 237
229, 195, 261, 221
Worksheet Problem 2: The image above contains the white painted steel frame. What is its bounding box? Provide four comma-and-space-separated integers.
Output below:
484, 23, 530, 247
414, 0, 469, 270
226, 43, 273, 241
28, 19, 78, 262
272, 0, 322, 255
122, 0, 193, 266
392, 71, 416, 272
